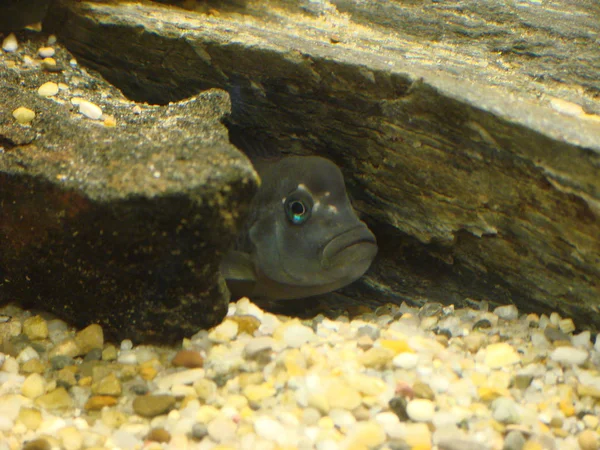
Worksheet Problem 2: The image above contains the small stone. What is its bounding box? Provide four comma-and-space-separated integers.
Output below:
102, 345, 118, 361
35, 387, 74, 410
155, 368, 205, 390
463, 331, 487, 352
406, 399, 435, 422
50, 355, 76, 370
172, 350, 203, 368
91, 372, 122, 396
491, 397, 520, 424
208, 319, 239, 342
360, 347, 395, 369
12, 107, 36, 124
78, 100, 103, 120
326, 382, 362, 410
132, 394, 175, 417
559, 318, 576, 333
243, 382, 276, 403
85, 395, 118, 410
2, 33, 18, 52
484, 343, 520, 368
578, 384, 600, 399
281, 322, 316, 348
544, 326, 570, 343
22, 438, 51, 450
58, 426, 83, 450
503, 430, 526, 450
550, 346, 588, 365
412, 381, 435, 400
230, 314, 261, 335
84, 348, 103, 362
147, 427, 171, 443
207, 417, 237, 442
473, 319, 492, 330
17, 346, 40, 364
75, 324, 104, 354
21, 373, 46, 399
191, 423, 208, 440
583, 414, 600, 429
579, 430, 599, 450
513, 374, 533, 390
244, 337, 275, 359
38, 47, 55, 58
194, 379, 217, 401
38, 81, 59, 97
17, 407, 42, 430
389, 396, 409, 421
254, 416, 286, 444
349, 421, 386, 447
494, 305, 519, 320
49, 338, 80, 358
21, 358, 45, 374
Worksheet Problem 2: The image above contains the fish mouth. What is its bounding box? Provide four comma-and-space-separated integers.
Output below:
321, 225, 378, 275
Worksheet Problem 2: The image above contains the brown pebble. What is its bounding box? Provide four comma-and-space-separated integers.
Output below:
579, 429, 599, 450
21, 358, 46, 374
85, 395, 118, 410
172, 350, 204, 368
22, 438, 51, 450
133, 394, 175, 418
412, 381, 435, 400
147, 427, 171, 443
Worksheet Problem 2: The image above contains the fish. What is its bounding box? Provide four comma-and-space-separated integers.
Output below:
220, 156, 377, 301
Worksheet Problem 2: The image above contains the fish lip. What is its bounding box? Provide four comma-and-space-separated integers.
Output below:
321, 224, 378, 270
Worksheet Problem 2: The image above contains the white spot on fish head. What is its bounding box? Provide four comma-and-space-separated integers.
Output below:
327, 205, 338, 214
313, 201, 320, 213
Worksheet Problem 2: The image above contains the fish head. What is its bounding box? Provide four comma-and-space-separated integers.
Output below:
248, 156, 377, 299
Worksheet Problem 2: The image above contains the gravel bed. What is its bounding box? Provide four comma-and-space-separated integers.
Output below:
0, 298, 599, 450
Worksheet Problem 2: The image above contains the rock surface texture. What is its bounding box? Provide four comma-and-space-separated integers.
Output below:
43, 0, 600, 328
0, 31, 259, 342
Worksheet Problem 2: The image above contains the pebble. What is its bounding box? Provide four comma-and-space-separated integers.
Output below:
75, 324, 104, 354
132, 394, 175, 417
12, 106, 36, 124
280, 322, 316, 347
484, 342, 521, 368
38, 46, 56, 58
2, 33, 18, 52
21, 373, 46, 399
254, 416, 286, 444
78, 100, 103, 120
492, 397, 520, 424
578, 430, 599, 450
406, 399, 435, 422
503, 430, 526, 450
38, 81, 59, 97
550, 346, 588, 365
171, 350, 203, 368
34, 387, 74, 410
494, 304, 519, 320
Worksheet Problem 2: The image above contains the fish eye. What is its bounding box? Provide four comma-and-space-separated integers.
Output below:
285, 197, 311, 225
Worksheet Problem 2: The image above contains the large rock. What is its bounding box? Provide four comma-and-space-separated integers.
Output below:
0, 31, 258, 342
22, 0, 600, 328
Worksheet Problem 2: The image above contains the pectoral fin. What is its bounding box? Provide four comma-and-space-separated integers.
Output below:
220, 251, 257, 300
220, 251, 256, 282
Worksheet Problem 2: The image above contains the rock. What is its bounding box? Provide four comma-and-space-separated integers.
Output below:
155, 368, 205, 391
229, 314, 261, 335
17, 407, 43, 430
491, 397, 520, 424
494, 305, 519, 321
579, 430, 599, 450
172, 350, 204, 368
21, 373, 46, 399
91, 372, 122, 396
41, 0, 600, 328
550, 346, 588, 366
207, 417, 237, 443
0, 31, 258, 343
34, 387, 74, 410
75, 324, 104, 354
483, 343, 520, 369
84, 395, 118, 410
146, 427, 171, 443
406, 399, 435, 422
22, 438, 52, 450
503, 430, 526, 450
132, 394, 175, 418
22, 316, 48, 340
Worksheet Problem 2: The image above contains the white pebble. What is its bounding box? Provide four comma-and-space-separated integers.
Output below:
16, 346, 40, 363
2, 33, 18, 52
12, 106, 36, 124
550, 347, 588, 366
572, 331, 591, 348
392, 352, 419, 369
155, 368, 205, 391
78, 100, 103, 120
47, 35, 57, 45
406, 399, 435, 422
207, 417, 237, 443
208, 320, 238, 342
38, 81, 59, 97
493, 305, 519, 321
254, 416, 286, 444
109, 429, 141, 449
282, 323, 315, 348
117, 350, 137, 365
38, 47, 55, 58
0, 415, 13, 432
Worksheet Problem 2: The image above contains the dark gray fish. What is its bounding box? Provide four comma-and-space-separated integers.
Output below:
221, 156, 377, 300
